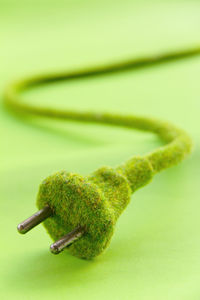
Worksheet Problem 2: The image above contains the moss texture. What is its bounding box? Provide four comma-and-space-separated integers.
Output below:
37, 167, 132, 259
37, 170, 115, 259
4, 46, 197, 259
37, 158, 154, 259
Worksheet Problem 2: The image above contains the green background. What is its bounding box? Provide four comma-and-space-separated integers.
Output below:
1, 0, 200, 299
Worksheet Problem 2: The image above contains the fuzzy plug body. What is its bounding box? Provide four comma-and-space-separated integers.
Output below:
37, 157, 154, 259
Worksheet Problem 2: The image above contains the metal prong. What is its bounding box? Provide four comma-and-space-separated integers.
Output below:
50, 226, 84, 255
17, 205, 52, 234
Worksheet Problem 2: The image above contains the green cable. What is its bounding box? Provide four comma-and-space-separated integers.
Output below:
4, 46, 200, 259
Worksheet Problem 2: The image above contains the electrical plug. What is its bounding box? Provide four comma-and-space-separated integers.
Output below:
17, 156, 153, 259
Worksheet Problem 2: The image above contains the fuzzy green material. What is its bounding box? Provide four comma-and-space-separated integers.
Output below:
4, 46, 198, 259
37, 167, 131, 259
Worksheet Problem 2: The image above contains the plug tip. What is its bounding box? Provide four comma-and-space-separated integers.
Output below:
50, 244, 60, 255
17, 223, 26, 234
49, 226, 85, 255
16, 205, 52, 234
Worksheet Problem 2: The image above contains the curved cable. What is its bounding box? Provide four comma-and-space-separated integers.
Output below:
4, 46, 200, 176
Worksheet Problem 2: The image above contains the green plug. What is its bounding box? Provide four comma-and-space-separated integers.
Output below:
18, 156, 153, 259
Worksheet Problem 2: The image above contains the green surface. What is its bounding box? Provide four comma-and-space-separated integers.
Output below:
1, 0, 200, 299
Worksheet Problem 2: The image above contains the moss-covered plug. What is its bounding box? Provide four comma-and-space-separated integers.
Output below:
37, 156, 154, 259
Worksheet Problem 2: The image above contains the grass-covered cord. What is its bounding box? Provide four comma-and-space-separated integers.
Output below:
4, 46, 199, 259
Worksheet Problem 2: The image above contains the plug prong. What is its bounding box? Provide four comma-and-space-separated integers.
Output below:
17, 205, 52, 234
50, 226, 84, 255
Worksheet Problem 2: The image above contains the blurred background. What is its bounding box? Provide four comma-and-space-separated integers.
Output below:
1, 0, 200, 299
